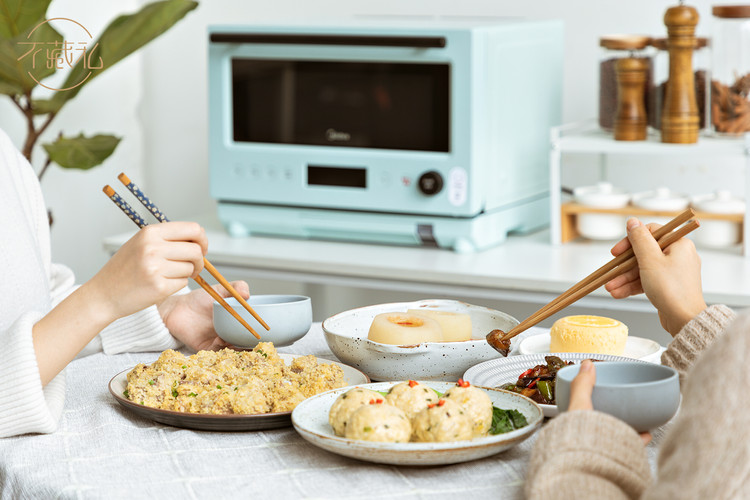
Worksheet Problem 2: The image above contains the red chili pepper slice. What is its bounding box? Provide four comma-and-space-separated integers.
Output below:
528, 378, 540, 389
369, 399, 375, 404
457, 378, 470, 388
408, 380, 418, 387
428, 403, 436, 409
376, 399, 383, 404
519, 368, 534, 380
437, 399, 446, 407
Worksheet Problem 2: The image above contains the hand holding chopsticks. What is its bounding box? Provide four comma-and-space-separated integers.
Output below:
103, 174, 269, 339
487, 208, 700, 356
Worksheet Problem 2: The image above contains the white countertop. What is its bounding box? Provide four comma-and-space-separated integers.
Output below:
103, 217, 750, 310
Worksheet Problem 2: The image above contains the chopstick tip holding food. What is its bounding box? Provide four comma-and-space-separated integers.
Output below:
101, 174, 267, 339
487, 208, 700, 356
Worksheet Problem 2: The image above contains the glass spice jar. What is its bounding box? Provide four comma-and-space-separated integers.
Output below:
649, 37, 710, 131
599, 35, 653, 131
711, 5, 750, 134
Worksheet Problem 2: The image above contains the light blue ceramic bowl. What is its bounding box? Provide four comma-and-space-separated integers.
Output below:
212, 295, 312, 348
555, 361, 680, 432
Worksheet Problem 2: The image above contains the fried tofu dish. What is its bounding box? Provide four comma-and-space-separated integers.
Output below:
124, 342, 345, 414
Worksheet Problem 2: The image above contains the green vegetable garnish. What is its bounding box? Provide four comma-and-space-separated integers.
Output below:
489, 407, 529, 435
171, 388, 178, 398
188, 393, 197, 397
148, 380, 155, 386
122, 389, 129, 398
216, 385, 222, 390
363, 426, 372, 432
257, 349, 268, 358
182, 365, 187, 369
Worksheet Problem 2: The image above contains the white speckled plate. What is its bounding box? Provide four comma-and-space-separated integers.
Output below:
463, 353, 650, 418
109, 354, 369, 431
322, 300, 520, 381
291, 381, 543, 466
518, 333, 662, 363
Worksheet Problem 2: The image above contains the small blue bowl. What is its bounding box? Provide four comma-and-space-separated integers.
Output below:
212, 295, 312, 348
555, 361, 680, 432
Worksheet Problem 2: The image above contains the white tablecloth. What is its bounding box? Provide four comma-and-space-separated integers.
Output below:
0, 326, 667, 499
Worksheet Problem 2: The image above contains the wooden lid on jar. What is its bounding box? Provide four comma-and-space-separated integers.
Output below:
600, 35, 652, 50
713, 5, 750, 18
651, 37, 708, 50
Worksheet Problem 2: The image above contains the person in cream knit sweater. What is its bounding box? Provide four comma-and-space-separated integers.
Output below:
0, 128, 248, 438
526, 217, 748, 499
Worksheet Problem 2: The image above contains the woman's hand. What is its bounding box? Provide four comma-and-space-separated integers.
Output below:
604, 218, 707, 337
568, 360, 651, 445
86, 222, 208, 321
158, 280, 250, 351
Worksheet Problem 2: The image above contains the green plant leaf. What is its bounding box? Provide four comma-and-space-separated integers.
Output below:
0, 0, 52, 39
47, 0, 197, 111
0, 18, 60, 96
42, 133, 121, 170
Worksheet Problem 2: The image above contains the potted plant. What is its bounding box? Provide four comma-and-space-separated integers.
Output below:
0, 0, 198, 182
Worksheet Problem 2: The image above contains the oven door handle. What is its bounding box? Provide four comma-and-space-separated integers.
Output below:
209, 33, 446, 49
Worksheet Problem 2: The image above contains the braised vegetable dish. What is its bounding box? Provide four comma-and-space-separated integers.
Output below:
499, 355, 573, 405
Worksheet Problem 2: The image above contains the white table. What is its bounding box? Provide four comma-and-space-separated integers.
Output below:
103, 221, 750, 312
0, 326, 668, 499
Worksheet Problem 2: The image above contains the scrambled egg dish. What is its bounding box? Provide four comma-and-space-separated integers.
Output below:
124, 342, 346, 414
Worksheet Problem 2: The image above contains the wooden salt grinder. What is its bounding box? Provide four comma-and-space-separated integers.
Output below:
614, 57, 649, 140
662, 2, 700, 143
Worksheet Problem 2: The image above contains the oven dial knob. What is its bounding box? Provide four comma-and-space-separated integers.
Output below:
418, 171, 444, 196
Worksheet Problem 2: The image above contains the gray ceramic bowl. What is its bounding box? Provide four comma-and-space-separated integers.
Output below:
212, 295, 312, 348
555, 361, 680, 432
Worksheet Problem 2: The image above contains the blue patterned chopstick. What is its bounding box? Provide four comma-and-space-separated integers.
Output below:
118, 173, 170, 223
102, 185, 148, 229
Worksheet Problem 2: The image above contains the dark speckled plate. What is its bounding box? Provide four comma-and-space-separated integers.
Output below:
108, 354, 369, 432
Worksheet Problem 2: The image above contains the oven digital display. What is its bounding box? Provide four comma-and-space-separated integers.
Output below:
307, 165, 366, 188
231, 59, 450, 152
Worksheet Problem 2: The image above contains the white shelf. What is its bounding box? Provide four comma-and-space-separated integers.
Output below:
553, 123, 750, 156
549, 120, 750, 256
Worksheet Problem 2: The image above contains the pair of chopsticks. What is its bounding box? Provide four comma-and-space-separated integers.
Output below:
488, 208, 699, 349
102, 173, 269, 339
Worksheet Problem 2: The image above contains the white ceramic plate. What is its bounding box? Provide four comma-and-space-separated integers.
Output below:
291, 381, 543, 466
109, 354, 369, 431
323, 300, 520, 381
463, 353, 649, 418
518, 333, 662, 363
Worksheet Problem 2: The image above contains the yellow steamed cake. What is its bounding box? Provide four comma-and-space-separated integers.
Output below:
549, 315, 628, 355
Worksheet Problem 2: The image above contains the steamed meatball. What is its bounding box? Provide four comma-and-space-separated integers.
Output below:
412, 399, 473, 442
329, 388, 385, 437
442, 384, 493, 436
344, 404, 412, 442
385, 381, 438, 419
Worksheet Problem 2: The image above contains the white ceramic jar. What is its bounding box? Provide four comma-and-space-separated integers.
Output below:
631, 187, 690, 226
573, 182, 630, 240
690, 190, 745, 248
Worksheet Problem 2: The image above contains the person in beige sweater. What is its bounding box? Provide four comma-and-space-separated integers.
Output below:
525, 217, 749, 499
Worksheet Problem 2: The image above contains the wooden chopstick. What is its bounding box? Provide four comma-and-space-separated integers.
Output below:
510, 208, 696, 338
102, 184, 262, 340
499, 213, 700, 342
116, 173, 270, 331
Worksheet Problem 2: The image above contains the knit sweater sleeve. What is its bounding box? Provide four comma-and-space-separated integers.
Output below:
643, 309, 750, 499
48, 263, 184, 356
660, 304, 736, 385
525, 411, 652, 500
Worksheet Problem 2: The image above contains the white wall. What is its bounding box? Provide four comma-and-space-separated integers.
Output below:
0, 0, 723, 284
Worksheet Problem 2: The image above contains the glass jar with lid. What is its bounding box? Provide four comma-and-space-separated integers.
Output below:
599, 35, 652, 131
711, 5, 750, 134
649, 37, 710, 131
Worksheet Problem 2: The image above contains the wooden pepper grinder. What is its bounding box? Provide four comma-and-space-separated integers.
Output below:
614, 56, 649, 140
662, 1, 700, 143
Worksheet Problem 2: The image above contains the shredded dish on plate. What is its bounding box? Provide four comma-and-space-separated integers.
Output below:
123, 342, 345, 414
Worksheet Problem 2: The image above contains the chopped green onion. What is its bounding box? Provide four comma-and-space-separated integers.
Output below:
171, 388, 178, 398
148, 380, 155, 386
122, 389, 130, 398
188, 392, 197, 397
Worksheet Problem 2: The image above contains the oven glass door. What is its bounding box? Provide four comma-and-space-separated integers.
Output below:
231, 59, 450, 152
